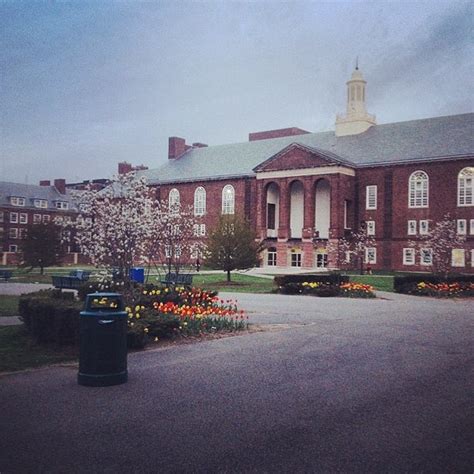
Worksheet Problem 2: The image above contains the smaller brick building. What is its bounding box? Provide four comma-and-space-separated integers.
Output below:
0, 179, 81, 265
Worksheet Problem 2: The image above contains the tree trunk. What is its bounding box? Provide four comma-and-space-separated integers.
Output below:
40, 265, 44, 275
360, 256, 364, 275
227, 270, 231, 282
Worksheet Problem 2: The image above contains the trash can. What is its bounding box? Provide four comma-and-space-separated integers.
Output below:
130, 267, 145, 283
78, 293, 128, 387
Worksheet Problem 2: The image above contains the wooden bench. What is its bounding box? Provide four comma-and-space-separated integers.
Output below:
51, 276, 85, 290
0, 270, 13, 282
161, 273, 193, 287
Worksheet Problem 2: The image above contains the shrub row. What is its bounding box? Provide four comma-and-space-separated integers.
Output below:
19, 290, 82, 345
394, 274, 474, 295
274, 273, 349, 295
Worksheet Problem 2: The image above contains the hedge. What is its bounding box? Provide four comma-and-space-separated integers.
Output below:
394, 274, 474, 294
274, 273, 349, 294
19, 291, 82, 345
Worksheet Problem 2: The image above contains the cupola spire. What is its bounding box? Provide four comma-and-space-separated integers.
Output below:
335, 63, 376, 137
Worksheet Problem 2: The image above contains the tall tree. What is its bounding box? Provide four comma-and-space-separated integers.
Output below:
205, 215, 262, 282
20, 222, 64, 274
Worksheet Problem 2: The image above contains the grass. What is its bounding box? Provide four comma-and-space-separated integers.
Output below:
0, 325, 77, 373
147, 272, 276, 293
0, 265, 96, 284
0, 295, 20, 317
347, 275, 394, 292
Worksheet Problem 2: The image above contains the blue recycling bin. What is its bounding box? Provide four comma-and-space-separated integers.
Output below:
130, 267, 145, 283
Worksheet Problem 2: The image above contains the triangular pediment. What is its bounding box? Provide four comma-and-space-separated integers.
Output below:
253, 143, 349, 173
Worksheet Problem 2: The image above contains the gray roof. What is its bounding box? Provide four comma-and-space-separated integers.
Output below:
141, 113, 473, 185
0, 182, 78, 211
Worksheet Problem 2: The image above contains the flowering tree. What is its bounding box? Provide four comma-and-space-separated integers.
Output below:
328, 225, 376, 275
148, 201, 205, 275
68, 172, 156, 290
411, 214, 466, 277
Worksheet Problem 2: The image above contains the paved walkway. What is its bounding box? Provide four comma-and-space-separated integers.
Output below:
0, 292, 472, 473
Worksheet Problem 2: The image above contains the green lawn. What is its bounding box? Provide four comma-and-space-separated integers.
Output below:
159, 273, 277, 293
0, 325, 77, 373
347, 275, 394, 292
0, 266, 96, 284
0, 295, 20, 317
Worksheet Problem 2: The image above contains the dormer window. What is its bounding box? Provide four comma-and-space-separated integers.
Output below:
34, 199, 48, 209
10, 197, 25, 207
55, 201, 69, 210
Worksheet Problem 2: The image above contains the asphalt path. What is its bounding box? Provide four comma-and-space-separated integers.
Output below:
1, 292, 473, 473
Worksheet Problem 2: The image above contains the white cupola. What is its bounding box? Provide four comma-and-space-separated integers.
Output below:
335, 61, 376, 137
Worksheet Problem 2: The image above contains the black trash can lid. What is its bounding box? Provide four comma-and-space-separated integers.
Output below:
84, 293, 124, 311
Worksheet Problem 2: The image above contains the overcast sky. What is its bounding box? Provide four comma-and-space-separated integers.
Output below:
1, 0, 473, 184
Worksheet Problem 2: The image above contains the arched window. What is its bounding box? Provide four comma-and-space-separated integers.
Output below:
194, 187, 206, 216
168, 188, 180, 209
458, 167, 474, 206
222, 185, 235, 214
409, 171, 429, 208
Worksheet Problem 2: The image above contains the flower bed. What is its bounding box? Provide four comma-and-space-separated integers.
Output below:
126, 286, 248, 348
410, 281, 474, 298
277, 281, 376, 298
339, 282, 376, 298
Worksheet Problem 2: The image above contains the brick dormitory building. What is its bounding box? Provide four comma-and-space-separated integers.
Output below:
1, 66, 473, 272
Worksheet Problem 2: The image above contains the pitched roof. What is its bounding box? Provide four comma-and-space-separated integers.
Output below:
141, 113, 473, 184
0, 182, 78, 210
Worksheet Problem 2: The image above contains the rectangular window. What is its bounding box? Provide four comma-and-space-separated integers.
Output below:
9, 228, 18, 239
267, 249, 277, 266
10, 212, 18, 224
267, 203, 276, 230
316, 253, 328, 268
457, 219, 467, 235
472, 250, 474, 267
19, 228, 27, 239
33, 214, 42, 224
365, 247, 376, 264
419, 220, 429, 235
10, 197, 25, 206
290, 252, 302, 267
19, 213, 28, 224
0, 211, 3, 223
366, 185, 377, 210
420, 248, 433, 266
451, 249, 465, 267
366, 220, 375, 236
164, 245, 172, 259
34, 199, 48, 208
470, 219, 474, 235
55, 201, 69, 210
43, 215, 50, 223
407, 220, 417, 235
9, 244, 18, 253
344, 200, 350, 229
344, 251, 351, 264
0, 227, 4, 238
403, 248, 415, 265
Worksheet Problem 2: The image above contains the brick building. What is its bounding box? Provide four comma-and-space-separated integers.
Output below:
139, 66, 473, 272
0, 179, 82, 265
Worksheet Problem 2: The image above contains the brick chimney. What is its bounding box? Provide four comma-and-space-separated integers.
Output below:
39, 180, 51, 186
168, 137, 187, 159
118, 162, 133, 174
54, 179, 66, 194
